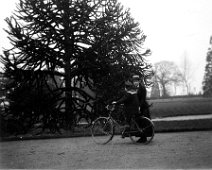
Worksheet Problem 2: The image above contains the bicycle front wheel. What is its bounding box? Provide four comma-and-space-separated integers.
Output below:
91, 117, 114, 144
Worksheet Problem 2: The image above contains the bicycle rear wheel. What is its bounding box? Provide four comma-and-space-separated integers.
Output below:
129, 120, 143, 143
130, 117, 155, 144
91, 117, 114, 144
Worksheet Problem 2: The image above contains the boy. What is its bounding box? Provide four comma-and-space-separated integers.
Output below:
112, 81, 140, 137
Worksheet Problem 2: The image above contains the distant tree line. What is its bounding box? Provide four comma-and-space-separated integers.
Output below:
151, 35, 212, 98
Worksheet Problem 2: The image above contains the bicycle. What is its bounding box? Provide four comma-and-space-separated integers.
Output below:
91, 104, 154, 144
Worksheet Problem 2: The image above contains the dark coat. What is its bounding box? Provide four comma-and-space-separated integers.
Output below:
116, 92, 140, 116
137, 83, 147, 103
137, 83, 151, 119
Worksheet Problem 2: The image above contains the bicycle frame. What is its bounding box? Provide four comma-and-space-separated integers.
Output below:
105, 105, 143, 135
105, 105, 127, 129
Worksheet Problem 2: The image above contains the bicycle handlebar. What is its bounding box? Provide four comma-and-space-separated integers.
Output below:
106, 104, 116, 111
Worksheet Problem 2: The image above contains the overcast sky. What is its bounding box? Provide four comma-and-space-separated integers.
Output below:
120, 0, 212, 93
1, 0, 212, 93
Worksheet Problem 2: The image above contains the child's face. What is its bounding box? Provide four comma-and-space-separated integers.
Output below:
133, 79, 139, 87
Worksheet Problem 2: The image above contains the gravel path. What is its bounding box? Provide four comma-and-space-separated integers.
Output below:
0, 131, 212, 169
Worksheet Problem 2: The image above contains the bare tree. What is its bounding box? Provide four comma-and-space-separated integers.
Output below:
150, 76, 160, 98
153, 61, 183, 97
180, 51, 193, 95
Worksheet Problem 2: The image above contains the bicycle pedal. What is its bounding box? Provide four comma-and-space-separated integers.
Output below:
121, 131, 128, 138
121, 131, 126, 138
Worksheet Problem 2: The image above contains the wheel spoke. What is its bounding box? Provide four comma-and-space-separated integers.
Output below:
91, 117, 114, 144
130, 117, 154, 144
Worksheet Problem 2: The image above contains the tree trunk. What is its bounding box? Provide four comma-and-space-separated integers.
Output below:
185, 82, 190, 95
63, 2, 74, 128
64, 60, 73, 128
162, 84, 167, 97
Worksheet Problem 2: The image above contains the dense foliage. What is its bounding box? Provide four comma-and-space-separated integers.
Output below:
0, 0, 151, 134
202, 36, 212, 96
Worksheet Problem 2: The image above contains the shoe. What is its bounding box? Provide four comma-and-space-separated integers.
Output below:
137, 137, 147, 143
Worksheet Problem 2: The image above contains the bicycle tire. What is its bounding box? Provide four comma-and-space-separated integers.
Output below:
130, 117, 154, 144
91, 117, 114, 144
142, 117, 154, 144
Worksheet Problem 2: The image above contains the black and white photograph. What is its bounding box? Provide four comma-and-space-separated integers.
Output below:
0, 0, 212, 169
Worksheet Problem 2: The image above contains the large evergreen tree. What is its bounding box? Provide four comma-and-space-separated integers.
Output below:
0, 0, 151, 130
202, 36, 212, 96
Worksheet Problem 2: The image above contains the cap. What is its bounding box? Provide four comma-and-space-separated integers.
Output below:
132, 75, 140, 80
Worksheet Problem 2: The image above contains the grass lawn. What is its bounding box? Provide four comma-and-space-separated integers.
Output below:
149, 96, 212, 119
